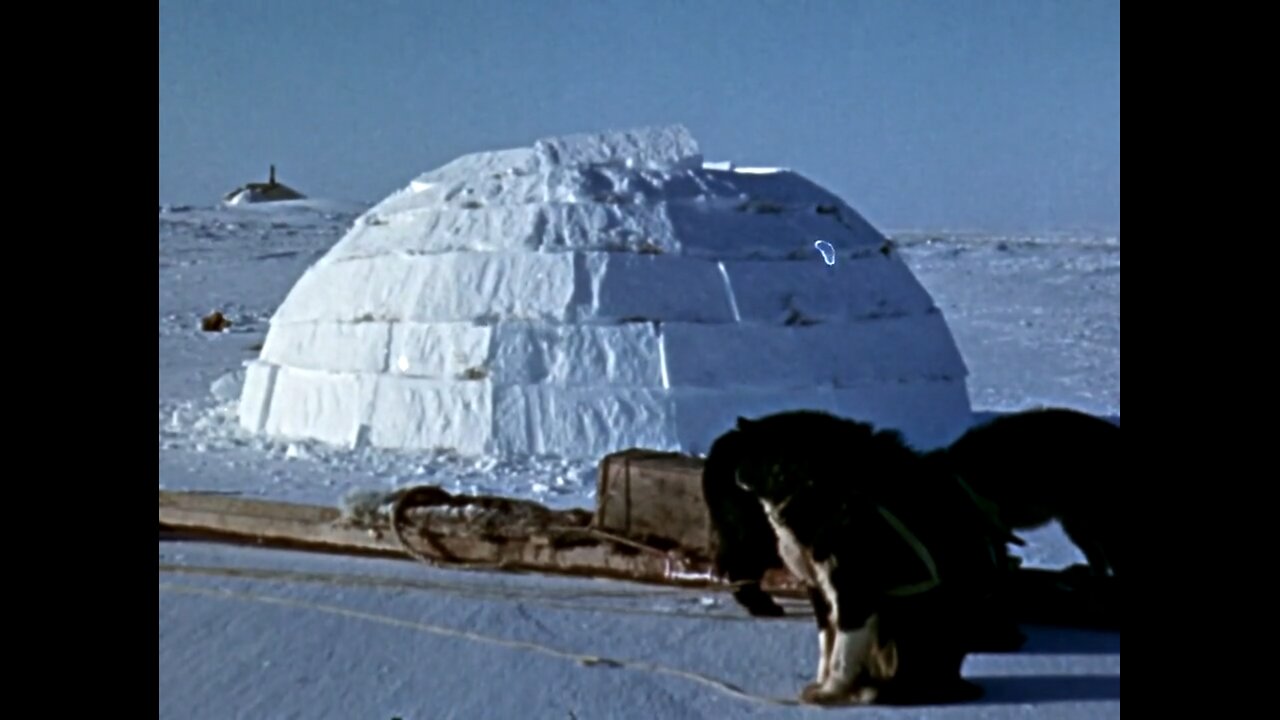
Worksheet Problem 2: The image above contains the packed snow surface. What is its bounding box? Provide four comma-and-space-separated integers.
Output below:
159, 181, 1119, 719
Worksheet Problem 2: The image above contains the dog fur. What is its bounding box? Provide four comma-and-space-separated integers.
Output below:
704, 406, 1121, 621
702, 427, 788, 617
722, 410, 1012, 705
939, 407, 1121, 579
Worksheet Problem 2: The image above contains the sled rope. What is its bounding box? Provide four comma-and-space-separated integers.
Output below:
952, 475, 1024, 547
389, 486, 469, 566
546, 525, 673, 557
874, 506, 941, 597
158, 581, 804, 707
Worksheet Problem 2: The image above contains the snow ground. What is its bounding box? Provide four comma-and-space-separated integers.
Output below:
160, 540, 1119, 719
157, 206, 1119, 517
158, 203, 1119, 718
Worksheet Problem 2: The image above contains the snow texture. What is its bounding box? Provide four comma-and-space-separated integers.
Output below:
238, 126, 972, 459
160, 540, 1120, 720
157, 192, 1119, 523
158, 182, 1119, 720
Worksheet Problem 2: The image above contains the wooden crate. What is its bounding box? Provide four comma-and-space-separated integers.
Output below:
594, 448, 713, 556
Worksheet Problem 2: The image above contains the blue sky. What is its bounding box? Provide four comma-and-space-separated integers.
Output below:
159, 0, 1119, 232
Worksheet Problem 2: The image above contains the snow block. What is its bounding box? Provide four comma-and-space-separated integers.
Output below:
417, 147, 542, 184
262, 368, 376, 447
492, 385, 678, 457
272, 255, 420, 323
572, 253, 736, 323
326, 205, 546, 259
393, 170, 549, 213
388, 323, 492, 380
327, 203, 684, 259
487, 322, 662, 386
828, 380, 973, 450
668, 387, 849, 456
274, 252, 578, 324
667, 379, 973, 456
663, 201, 879, 260
719, 257, 938, 324
363, 148, 542, 216
537, 162, 737, 206
259, 321, 391, 373
241, 369, 969, 458
366, 376, 492, 455
403, 252, 577, 323
241, 126, 975, 461
534, 124, 701, 169
703, 168, 871, 219
538, 203, 676, 253
661, 314, 965, 390
324, 158, 891, 262
329, 194, 890, 261
237, 360, 278, 433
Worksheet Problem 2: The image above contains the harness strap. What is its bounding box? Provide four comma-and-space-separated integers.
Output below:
762, 490, 944, 598
953, 474, 1025, 546
764, 491, 942, 598
876, 505, 942, 597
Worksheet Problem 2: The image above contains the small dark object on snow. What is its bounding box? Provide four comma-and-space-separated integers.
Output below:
201, 311, 232, 332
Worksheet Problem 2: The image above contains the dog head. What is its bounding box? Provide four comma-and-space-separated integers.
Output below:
729, 415, 823, 503
730, 410, 910, 502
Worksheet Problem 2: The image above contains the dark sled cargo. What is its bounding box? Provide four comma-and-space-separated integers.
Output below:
595, 448, 714, 555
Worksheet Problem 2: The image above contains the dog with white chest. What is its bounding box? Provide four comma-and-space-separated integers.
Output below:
722, 410, 1013, 705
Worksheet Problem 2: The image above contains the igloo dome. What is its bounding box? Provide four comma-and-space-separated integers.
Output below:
238, 125, 972, 459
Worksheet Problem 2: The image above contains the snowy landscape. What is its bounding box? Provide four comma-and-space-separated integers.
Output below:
159, 129, 1119, 719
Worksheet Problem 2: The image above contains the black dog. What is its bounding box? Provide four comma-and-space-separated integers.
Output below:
705, 407, 1121, 618
941, 407, 1121, 579
702, 426, 789, 616
719, 411, 1014, 705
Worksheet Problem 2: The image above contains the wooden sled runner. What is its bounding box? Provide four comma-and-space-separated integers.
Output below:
158, 448, 1117, 632
158, 484, 801, 594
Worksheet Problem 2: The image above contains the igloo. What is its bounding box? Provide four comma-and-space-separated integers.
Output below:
237, 125, 972, 459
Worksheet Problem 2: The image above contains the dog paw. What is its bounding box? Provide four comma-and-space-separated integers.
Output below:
734, 587, 786, 617
800, 682, 876, 706
746, 600, 786, 617
800, 682, 831, 704
967, 623, 1027, 652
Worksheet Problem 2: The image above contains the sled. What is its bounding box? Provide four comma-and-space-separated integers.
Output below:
158, 448, 1117, 631
158, 485, 801, 593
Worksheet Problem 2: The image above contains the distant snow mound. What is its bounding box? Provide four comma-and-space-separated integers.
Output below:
223, 165, 307, 206
160, 200, 370, 233
238, 125, 972, 460
222, 198, 370, 217
224, 186, 305, 205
